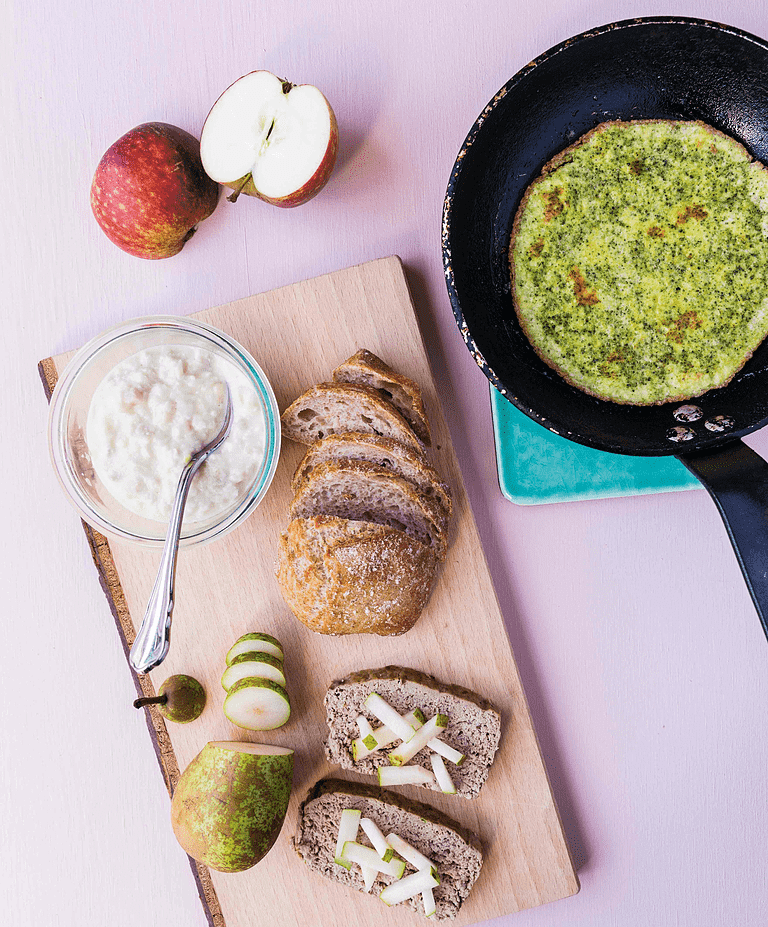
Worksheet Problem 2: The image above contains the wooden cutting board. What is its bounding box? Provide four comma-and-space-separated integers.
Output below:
39, 256, 578, 927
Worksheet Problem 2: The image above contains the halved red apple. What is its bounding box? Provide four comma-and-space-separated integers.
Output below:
200, 71, 338, 207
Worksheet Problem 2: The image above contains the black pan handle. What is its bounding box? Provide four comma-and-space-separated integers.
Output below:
680, 440, 768, 642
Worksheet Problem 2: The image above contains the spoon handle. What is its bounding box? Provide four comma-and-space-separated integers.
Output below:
129, 456, 204, 675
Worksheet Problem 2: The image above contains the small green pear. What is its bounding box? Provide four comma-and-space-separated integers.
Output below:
171, 741, 294, 872
133, 674, 206, 723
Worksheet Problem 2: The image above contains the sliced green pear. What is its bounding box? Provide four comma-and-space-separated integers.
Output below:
356, 714, 374, 740
224, 677, 291, 730
170, 741, 293, 872
341, 841, 404, 877
360, 817, 390, 858
377, 765, 435, 788
422, 885, 437, 918
430, 753, 457, 794
351, 708, 425, 761
226, 632, 284, 665
380, 869, 439, 906
364, 693, 418, 741
385, 833, 435, 872
334, 808, 361, 869
388, 714, 448, 767
429, 738, 465, 766
361, 865, 378, 892
221, 652, 287, 691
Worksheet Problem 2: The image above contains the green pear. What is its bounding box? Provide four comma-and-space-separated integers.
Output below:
171, 741, 294, 872
133, 674, 206, 723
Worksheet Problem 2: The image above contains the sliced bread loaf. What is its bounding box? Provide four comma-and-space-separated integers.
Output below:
289, 459, 448, 561
291, 432, 452, 521
293, 777, 483, 920
280, 382, 423, 452
276, 516, 437, 635
324, 666, 501, 799
332, 349, 432, 446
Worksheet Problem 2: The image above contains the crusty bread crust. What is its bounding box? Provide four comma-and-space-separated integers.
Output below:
276, 517, 437, 635
291, 432, 452, 520
280, 382, 424, 451
290, 459, 448, 560
278, 353, 448, 638
333, 349, 432, 446
509, 119, 767, 405
330, 665, 498, 713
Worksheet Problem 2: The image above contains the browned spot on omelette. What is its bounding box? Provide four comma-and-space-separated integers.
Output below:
676, 205, 708, 225
599, 351, 625, 377
543, 187, 566, 222
568, 267, 600, 306
528, 238, 544, 258
667, 310, 703, 344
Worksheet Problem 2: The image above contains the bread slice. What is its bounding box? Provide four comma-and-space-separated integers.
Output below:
277, 516, 437, 635
281, 382, 424, 452
324, 666, 501, 799
291, 432, 452, 521
289, 459, 448, 561
293, 777, 483, 920
332, 349, 432, 446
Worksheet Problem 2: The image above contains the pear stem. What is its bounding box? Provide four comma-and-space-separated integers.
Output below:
133, 694, 168, 709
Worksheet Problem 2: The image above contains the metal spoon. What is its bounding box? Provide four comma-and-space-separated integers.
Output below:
129, 384, 233, 675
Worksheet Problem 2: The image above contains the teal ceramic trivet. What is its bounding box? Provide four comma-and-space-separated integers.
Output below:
490, 387, 701, 505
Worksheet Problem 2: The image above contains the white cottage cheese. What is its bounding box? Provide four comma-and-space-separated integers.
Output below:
86, 345, 266, 523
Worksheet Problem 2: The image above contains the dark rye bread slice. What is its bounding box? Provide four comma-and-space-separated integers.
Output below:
290, 459, 448, 561
324, 666, 501, 799
291, 432, 452, 522
332, 349, 432, 447
293, 777, 483, 920
276, 516, 437, 635
280, 382, 424, 453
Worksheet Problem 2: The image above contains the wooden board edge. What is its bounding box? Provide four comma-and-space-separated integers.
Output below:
37, 358, 226, 927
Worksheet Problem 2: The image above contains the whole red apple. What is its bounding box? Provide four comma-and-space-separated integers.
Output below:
91, 123, 220, 259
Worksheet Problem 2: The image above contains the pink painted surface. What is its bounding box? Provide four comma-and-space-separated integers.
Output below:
4, 1, 768, 925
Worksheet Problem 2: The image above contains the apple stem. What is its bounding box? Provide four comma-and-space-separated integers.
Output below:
134, 694, 168, 709
227, 176, 251, 204
280, 79, 294, 93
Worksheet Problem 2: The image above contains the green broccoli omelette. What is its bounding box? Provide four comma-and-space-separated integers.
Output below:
510, 120, 768, 404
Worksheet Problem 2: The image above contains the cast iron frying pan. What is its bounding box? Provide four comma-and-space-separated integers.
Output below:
443, 17, 768, 639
